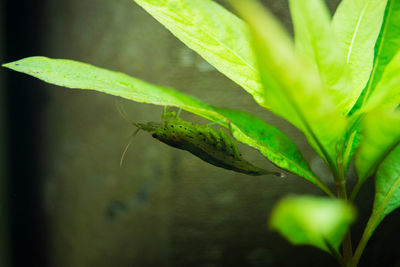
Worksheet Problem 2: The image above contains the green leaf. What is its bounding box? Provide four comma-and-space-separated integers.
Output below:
230, 0, 347, 173
214, 108, 333, 196
2, 57, 218, 120
353, 144, 400, 265
364, 49, 400, 111
350, 0, 400, 113
132, 0, 263, 99
270, 195, 356, 252
2, 57, 333, 195
289, 0, 351, 114
371, 143, 400, 233
332, 0, 388, 112
354, 108, 400, 196
347, 1, 400, 178
340, 116, 362, 176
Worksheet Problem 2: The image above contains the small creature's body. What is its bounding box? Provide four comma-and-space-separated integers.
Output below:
133, 111, 283, 177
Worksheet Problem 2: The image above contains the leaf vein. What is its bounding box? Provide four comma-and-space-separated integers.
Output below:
347, 4, 368, 64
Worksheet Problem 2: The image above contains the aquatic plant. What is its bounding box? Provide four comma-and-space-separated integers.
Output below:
3, 0, 400, 265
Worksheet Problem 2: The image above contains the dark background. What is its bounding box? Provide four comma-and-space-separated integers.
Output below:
1, 0, 400, 266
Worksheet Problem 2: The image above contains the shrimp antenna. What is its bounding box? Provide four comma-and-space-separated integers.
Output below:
120, 127, 140, 166
176, 107, 182, 117
115, 100, 137, 127
115, 101, 140, 166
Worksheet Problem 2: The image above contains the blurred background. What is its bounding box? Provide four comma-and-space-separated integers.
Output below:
1, 0, 400, 266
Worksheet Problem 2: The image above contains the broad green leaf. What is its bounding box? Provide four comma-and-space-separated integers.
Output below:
214, 108, 333, 196
2, 57, 333, 195
332, 0, 388, 112
350, 0, 400, 114
370, 143, 400, 233
354, 108, 400, 196
133, 0, 263, 99
346, 1, 400, 180
270, 195, 356, 252
353, 144, 400, 265
364, 49, 400, 111
289, 0, 351, 113
230, 0, 347, 173
3, 57, 219, 120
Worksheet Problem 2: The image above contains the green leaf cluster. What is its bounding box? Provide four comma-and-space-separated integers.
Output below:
3, 0, 400, 265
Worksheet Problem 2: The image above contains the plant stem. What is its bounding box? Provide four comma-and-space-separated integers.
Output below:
324, 239, 346, 267
352, 224, 372, 267
335, 177, 353, 266
342, 230, 353, 266
319, 181, 335, 198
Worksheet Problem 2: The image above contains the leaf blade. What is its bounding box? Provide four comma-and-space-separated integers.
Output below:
289, 0, 351, 114
231, 0, 347, 172
364, 49, 400, 111
332, 0, 388, 111
270, 195, 356, 252
371, 143, 400, 231
354, 109, 400, 194
214, 108, 332, 195
133, 0, 263, 98
350, 0, 400, 113
353, 144, 400, 265
3, 56, 331, 194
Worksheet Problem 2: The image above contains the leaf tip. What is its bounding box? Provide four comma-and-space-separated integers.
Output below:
2, 60, 23, 71
2, 62, 14, 69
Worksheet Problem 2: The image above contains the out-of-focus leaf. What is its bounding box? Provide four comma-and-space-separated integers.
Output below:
3, 57, 333, 195
230, 0, 347, 173
270, 195, 356, 252
340, 116, 362, 176
350, 0, 400, 114
355, 49, 400, 189
332, 0, 388, 111
354, 108, 400, 196
364, 49, 400, 111
133, 0, 263, 99
289, 0, 351, 113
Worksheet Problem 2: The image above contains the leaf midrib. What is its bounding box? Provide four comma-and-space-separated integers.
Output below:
346, 4, 368, 64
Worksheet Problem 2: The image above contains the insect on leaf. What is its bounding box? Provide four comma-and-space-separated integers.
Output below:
131, 109, 284, 177
2, 56, 332, 196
